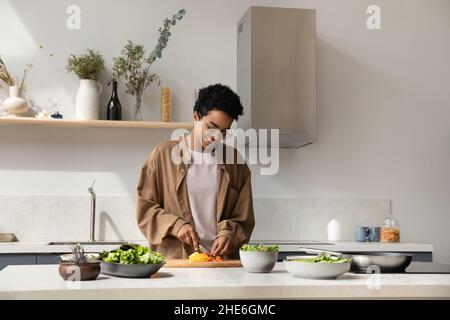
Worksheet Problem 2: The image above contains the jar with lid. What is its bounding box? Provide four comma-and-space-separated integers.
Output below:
381, 217, 400, 242
160, 84, 171, 122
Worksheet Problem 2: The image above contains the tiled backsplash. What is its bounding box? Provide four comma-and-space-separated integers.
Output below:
0, 195, 390, 242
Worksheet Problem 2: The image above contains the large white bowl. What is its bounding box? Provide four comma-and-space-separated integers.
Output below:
284, 257, 350, 279
239, 250, 278, 273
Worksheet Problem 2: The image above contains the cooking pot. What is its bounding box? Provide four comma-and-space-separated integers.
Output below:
344, 252, 413, 273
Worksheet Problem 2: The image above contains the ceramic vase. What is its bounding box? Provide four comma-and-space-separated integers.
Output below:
3, 86, 28, 116
75, 79, 102, 120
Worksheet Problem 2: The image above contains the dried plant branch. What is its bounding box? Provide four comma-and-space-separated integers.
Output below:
112, 9, 186, 97
0, 45, 52, 88
0, 55, 15, 87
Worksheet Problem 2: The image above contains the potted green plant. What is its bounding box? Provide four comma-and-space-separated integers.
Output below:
66, 49, 104, 120
113, 9, 186, 121
58, 244, 101, 281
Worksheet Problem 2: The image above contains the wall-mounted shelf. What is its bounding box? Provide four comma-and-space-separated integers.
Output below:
0, 117, 193, 130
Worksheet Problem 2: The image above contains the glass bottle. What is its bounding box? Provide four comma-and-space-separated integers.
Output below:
107, 80, 121, 120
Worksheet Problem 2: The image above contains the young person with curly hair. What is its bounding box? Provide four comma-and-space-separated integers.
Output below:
136, 84, 255, 259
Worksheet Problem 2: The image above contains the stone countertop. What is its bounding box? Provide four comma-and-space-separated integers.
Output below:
0, 241, 434, 254
0, 263, 449, 299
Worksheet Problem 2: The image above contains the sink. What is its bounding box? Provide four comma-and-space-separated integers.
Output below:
48, 241, 129, 245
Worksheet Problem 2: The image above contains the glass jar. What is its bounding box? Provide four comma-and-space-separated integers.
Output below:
160, 84, 171, 122
381, 217, 400, 243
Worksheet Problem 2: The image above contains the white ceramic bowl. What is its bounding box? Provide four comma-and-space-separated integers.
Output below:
239, 250, 278, 273
283, 257, 350, 279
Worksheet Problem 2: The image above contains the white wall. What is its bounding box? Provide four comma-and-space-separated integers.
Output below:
1, 0, 449, 262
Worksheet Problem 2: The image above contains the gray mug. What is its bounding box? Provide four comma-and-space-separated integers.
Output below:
355, 226, 370, 242
355, 226, 381, 242
368, 227, 381, 242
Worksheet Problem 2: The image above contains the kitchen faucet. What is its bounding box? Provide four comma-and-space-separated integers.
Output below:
47, 179, 124, 246
88, 180, 96, 243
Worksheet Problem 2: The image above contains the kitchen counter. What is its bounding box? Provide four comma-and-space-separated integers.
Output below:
0, 263, 449, 299
290, 242, 434, 253
0, 241, 434, 254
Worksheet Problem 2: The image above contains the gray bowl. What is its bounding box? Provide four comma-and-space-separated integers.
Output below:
100, 261, 166, 278
239, 250, 278, 273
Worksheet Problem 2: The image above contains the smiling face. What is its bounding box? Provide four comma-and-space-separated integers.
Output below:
192, 110, 234, 150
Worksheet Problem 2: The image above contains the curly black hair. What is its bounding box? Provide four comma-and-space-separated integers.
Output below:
194, 84, 244, 120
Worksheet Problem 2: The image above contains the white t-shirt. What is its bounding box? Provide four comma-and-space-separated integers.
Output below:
185, 150, 218, 251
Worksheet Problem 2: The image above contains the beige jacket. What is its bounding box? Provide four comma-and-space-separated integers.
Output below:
136, 138, 255, 259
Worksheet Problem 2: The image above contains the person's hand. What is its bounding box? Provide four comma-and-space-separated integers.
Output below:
211, 236, 232, 257
177, 224, 200, 250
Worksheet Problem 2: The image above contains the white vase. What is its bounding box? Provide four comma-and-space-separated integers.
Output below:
3, 86, 28, 116
75, 79, 102, 120
327, 219, 342, 242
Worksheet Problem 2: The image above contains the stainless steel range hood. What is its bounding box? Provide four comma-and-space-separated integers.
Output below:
237, 6, 317, 148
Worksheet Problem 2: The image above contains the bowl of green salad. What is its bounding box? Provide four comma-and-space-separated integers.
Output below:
283, 255, 352, 279
99, 243, 165, 278
239, 244, 279, 273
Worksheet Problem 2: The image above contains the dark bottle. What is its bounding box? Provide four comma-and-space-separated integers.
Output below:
107, 80, 121, 120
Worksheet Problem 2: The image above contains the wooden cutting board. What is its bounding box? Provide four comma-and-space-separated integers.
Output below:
164, 259, 242, 268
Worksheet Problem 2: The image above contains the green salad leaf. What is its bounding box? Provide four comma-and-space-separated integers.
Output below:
291, 255, 352, 263
100, 244, 164, 265
241, 244, 279, 252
